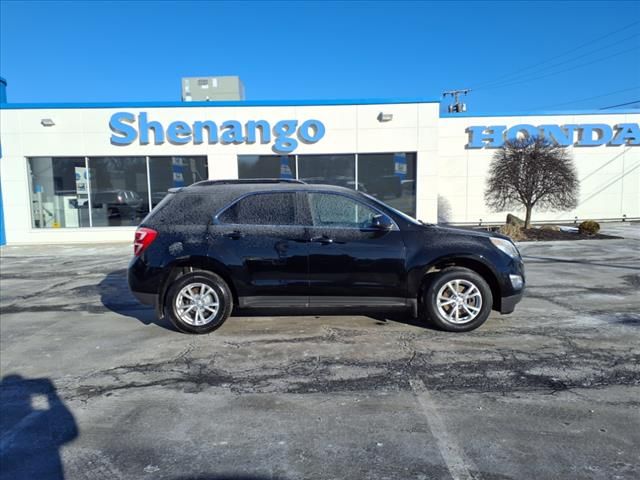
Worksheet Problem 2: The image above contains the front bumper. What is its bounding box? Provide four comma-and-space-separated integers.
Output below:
500, 291, 524, 314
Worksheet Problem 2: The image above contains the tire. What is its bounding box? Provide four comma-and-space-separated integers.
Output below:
165, 271, 233, 334
423, 267, 493, 332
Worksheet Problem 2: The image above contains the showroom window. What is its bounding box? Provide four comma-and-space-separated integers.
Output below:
149, 156, 208, 209
298, 154, 356, 188
28, 157, 91, 228
358, 153, 417, 217
238, 155, 296, 179
237, 152, 417, 217
89, 156, 148, 227
27, 156, 208, 228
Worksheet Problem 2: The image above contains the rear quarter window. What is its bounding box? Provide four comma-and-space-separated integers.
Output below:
145, 193, 212, 226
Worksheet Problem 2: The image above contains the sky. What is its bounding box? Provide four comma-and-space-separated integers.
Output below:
0, 0, 639, 115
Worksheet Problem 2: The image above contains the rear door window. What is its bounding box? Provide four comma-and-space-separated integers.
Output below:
218, 192, 298, 226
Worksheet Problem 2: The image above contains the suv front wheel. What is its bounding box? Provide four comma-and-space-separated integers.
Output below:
423, 267, 493, 332
165, 271, 233, 334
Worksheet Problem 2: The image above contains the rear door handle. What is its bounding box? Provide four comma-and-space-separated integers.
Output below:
224, 230, 245, 239
310, 235, 334, 244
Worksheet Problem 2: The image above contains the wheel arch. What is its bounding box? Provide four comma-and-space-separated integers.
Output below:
418, 255, 502, 311
158, 257, 239, 315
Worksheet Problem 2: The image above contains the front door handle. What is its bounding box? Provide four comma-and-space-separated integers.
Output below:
224, 230, 245, 239
310, 235, 334, 245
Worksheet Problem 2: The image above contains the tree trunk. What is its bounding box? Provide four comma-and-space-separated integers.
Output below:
524, 206, 532, 229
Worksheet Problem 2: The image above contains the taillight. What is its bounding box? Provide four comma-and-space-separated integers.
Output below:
134, 227, 158, 256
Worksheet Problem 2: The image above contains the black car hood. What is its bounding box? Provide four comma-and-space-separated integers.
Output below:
423, 224, 510, 241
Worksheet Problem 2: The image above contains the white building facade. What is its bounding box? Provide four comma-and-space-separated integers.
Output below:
0, 97, 638, 245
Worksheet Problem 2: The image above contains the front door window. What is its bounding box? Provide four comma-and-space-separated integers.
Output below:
308, 193, 378, 229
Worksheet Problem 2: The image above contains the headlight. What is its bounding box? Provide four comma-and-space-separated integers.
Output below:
509, 274, 524, 290
490, 237, 520, 258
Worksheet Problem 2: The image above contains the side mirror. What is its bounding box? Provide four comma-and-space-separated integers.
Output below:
371, 214, 393, 231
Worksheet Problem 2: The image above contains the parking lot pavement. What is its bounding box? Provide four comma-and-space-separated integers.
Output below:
600, 221, 640, 240
1, 232, 639, 480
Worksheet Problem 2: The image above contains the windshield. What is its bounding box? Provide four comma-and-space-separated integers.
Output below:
359, 192, 422, 225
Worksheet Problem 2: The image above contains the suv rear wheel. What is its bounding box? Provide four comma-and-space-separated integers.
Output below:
423, 267, 493, 332
165, 271, 233, 334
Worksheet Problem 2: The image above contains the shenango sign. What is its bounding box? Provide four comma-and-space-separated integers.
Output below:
109, 112, 325, 153
467, 123, 639, 148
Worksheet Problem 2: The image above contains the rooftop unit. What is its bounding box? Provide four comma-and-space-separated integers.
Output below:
181, 76, 245, 102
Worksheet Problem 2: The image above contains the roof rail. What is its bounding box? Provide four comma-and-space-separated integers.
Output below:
191, 178, 306, 186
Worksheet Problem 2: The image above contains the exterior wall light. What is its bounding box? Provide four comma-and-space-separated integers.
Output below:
41, 118, 55, 127
377, 112, 393, 122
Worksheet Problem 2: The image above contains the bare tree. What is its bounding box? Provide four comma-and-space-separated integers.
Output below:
485, 136, 578, 228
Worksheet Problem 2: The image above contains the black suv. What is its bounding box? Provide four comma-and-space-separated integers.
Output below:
128, 179, 524, 334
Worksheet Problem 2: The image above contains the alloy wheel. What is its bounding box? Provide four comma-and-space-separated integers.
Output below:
174, 283, 220, 326
436, 279, 483, 324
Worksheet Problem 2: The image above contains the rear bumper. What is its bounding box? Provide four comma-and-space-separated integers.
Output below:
500, 291, 524, 314
128, 255, 164, 308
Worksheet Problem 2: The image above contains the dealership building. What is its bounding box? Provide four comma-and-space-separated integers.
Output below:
0, 77, 638, 245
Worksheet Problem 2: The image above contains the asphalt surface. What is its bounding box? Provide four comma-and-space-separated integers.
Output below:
1, 226, 639, 480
